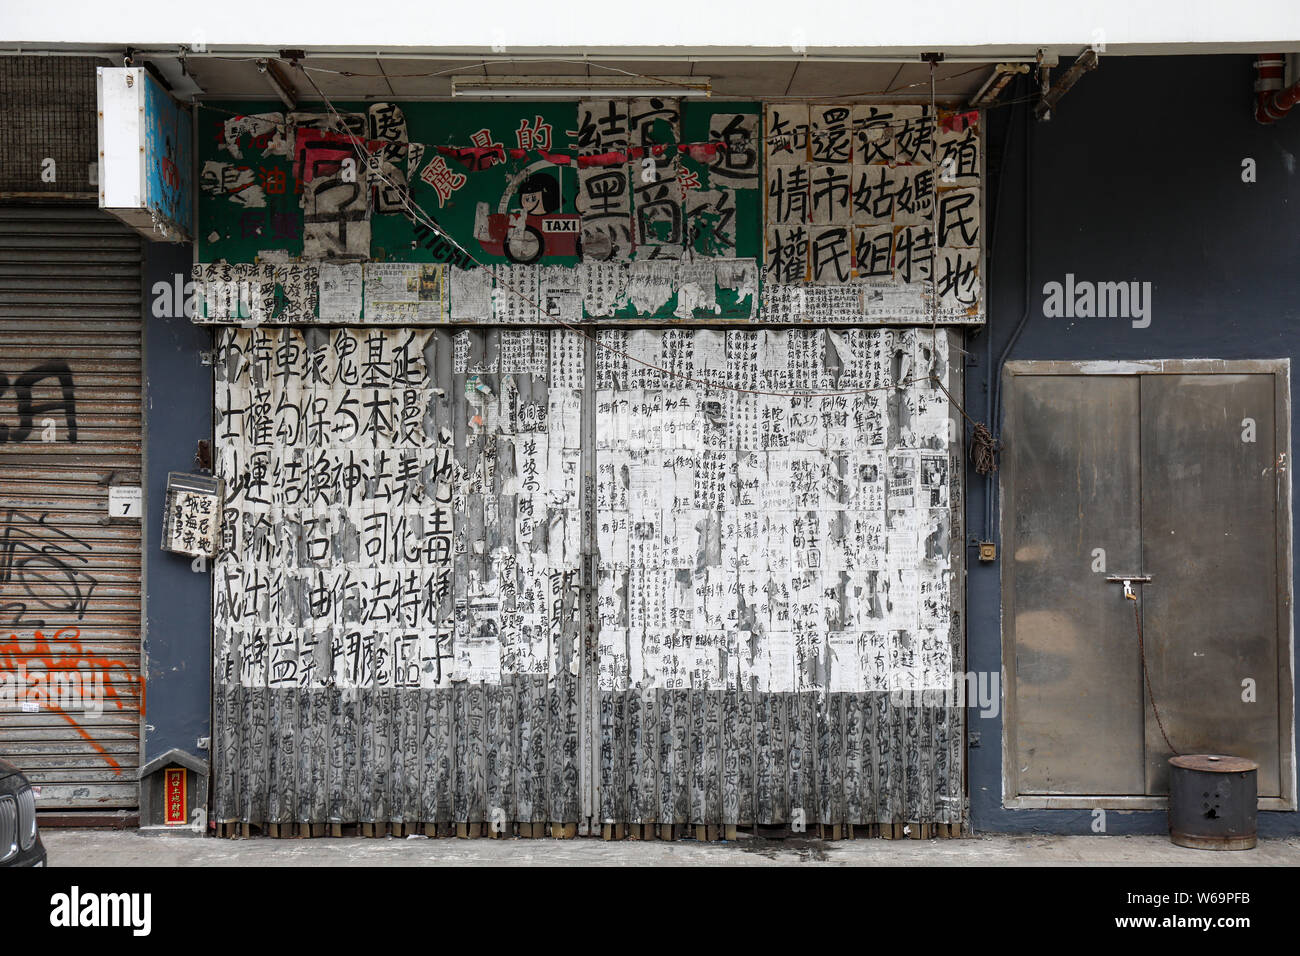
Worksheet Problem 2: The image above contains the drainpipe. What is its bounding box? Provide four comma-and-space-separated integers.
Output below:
1255, 53, 1300, 124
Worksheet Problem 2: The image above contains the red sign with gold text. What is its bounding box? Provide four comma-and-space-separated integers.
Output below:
164, 768, 187, 826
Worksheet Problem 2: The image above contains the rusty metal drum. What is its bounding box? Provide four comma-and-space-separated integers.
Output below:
1167, 754, 1258, 850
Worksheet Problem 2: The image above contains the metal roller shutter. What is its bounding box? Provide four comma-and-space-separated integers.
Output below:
0, 204, 144, 808
208, 323, 965, 833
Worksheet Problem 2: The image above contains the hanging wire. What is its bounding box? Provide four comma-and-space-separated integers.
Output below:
1130, 592, 1179, 755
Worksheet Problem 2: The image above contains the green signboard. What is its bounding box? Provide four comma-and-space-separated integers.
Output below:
198, 99, 760, 300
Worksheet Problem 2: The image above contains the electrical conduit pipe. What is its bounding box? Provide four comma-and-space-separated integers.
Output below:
1256, 53, 1300, 124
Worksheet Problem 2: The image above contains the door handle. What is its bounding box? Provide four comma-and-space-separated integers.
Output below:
1106, 574, 1152, 600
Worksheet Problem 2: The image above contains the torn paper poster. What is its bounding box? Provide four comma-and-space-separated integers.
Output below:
705, 112, 760, 188
596, 327, 957, 694
539, 266, 583, 324
220, 112, 291, 160
450, 266, 493, 320
376, 263, 444, 321
192, 258, 761, 326
624, 260, 677, 315
714, 258, 758, 311
684, 189, 737, 256
492, 264, 540, 323
580, 261, 628, 317
630, 97, 683, 255
577, 99, 634, 262
674, 260, 718, 318
318, 262, 363, 322
191, 261, 318, 323
200, 161, 265, 208
362, 262, 448, 323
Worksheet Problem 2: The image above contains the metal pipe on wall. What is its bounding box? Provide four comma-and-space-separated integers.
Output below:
1255, 53, 1300, 124
980, 76, 1023, 542
985, 80, 1033, 543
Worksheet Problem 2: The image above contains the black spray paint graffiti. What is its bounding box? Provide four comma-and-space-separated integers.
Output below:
0, 361, 77, 444
0, 509, 98, 628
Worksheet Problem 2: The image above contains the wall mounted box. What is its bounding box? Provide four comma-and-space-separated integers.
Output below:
161, 472, 223, 558
96, 67, 193, 243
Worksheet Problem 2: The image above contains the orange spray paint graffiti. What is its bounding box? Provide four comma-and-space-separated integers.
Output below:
0, 627, 145, 774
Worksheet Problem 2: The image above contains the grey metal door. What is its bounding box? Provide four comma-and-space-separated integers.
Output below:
1006, 375, 1145, 796
1140, 373, 1283, 796
1003, 362, 1294, 807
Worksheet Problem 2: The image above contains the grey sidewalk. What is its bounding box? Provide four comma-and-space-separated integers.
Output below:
39, 829, 1300, 866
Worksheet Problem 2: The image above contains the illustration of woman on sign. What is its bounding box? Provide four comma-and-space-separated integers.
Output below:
518, 171, 559, 218
473, 162, 581, 264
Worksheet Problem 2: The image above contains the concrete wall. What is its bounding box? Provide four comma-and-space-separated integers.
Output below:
970, 53, 1300, 836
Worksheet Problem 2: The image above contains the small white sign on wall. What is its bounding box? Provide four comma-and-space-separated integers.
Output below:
109, 485, 143, 519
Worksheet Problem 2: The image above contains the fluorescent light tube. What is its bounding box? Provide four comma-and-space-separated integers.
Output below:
451, 75, 710, 98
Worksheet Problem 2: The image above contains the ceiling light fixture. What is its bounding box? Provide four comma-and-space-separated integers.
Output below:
451, 75, 710, 98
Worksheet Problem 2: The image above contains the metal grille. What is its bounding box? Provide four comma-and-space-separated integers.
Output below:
16, 785, 35, 849
0, 204, 145, 808
0, 795, 15, 861
0, 57, 108, 197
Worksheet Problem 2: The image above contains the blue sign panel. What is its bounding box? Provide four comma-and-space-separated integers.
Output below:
144, 73, 193, 240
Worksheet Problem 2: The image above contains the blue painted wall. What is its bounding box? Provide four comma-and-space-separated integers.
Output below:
969, 54, 1300, 835
142, 242, 212, 770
